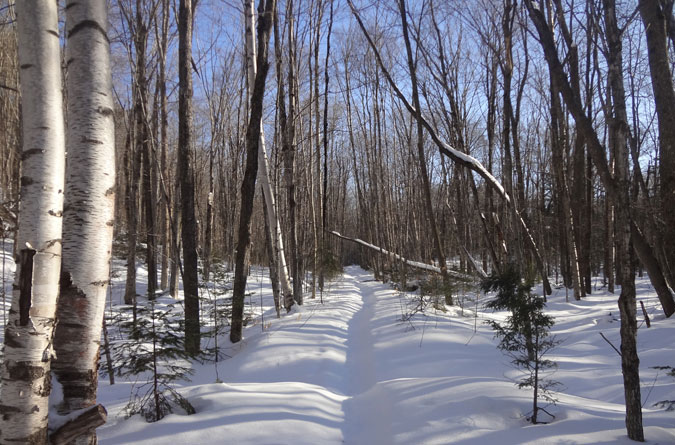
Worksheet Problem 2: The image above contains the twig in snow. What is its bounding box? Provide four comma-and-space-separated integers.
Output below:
642, 370, 660, 408
599, 332, 622, 357
419, 315, 428, 348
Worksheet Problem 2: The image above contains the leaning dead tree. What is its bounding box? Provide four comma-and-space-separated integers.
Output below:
348, 0, 552, 295
328, 231, 472, 281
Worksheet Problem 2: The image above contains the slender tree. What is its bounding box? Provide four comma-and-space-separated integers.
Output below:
638, 0, 675, 287
397, 0, 453, 304
231, 0, 277, 343
157, 0, 171, 291
525, 0, 644, 438
178, 0, 200, 355
245, 0, 294, 309
274, 0, 300, 309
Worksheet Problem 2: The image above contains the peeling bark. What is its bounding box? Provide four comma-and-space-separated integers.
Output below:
0, 1, 65, 441
51, 2, 115, 444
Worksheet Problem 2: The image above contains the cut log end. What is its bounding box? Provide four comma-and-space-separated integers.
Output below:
50, 404, 107, 445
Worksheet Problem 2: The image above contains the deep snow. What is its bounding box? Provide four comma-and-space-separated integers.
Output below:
0, 239, 674, 444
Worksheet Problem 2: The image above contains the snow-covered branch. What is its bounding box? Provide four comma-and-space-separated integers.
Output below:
328, 230, 472, 281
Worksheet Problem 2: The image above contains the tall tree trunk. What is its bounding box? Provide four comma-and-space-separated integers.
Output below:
0, 1, 65, 441
158, 0, 170, 290
526, 1, 645, 438
398, 0, 452, 304
52, 2, 116, 443
203, 151, 214, 281
131, 0, 156, 301
603, 0, 643, 439
550, 74, 583, 300
178, 0, 200, 355
639, 0, 675, 287
245, 0, 293, 309
231, 0, 276, 343
320, 0, 334, 294
274, 0, 301, 307
501, 0, 524, 266
124, 126, 138, 305
313, 0, 325, 290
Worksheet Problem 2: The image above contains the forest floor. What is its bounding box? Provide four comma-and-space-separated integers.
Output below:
1, 239, 674, 444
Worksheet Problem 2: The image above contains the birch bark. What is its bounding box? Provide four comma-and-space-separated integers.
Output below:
244, 0, 293, 306
52, 2, 116, 443
231, 0, 276, 343
0, 2, 65, 442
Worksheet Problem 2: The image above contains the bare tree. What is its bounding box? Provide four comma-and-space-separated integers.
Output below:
348, 0, 552, 295
245, 0, 294, 309
231, 0, 277, 343
178, 0, 200, 355
638, 0, 675, 288
524, 0, 645, 438
397, 0, 453, 304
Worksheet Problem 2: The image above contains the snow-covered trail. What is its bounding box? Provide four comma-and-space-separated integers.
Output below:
94, 264, 675, 444
341, 270, 394, 445
98, 266, 400, 444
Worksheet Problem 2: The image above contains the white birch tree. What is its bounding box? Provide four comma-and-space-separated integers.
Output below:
244, 0, 294, 307
0, 1, 66, 442
51, 1, 116, 443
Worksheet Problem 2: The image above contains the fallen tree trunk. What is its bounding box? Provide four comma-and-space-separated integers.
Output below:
327, 230, 472, 281
49, 404, 107, 445
347, 1, 551, 295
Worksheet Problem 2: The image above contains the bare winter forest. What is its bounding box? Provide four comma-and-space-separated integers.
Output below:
0, 0, 674, 443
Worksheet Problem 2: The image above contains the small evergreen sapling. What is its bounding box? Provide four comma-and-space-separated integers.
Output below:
481, 267, 561, 424
110, 301, 195, 422
200, 262, 234, 378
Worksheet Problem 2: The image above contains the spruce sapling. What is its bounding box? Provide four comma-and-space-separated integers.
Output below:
481, 267, 561, 424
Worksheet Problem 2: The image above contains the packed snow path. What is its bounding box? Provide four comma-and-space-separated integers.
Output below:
95, 266, 675, 444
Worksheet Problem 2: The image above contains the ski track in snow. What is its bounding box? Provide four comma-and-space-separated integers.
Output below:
341, 270, 394, 445
1, 239, 672, 445
97, 266, 406, 444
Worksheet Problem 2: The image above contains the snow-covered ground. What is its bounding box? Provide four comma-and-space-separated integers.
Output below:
0, 239, 674, 444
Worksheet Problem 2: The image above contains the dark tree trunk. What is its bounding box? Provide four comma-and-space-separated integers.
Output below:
124, 128, 138, 306
158, 0, 170, 291
284, 0, 301, 305
639, 0, 675, 287
178, 0, 200, 355
604, 1, 644, 438
231, 0, 276, 343
526, 1, 645, 438
501, 0, 523, 266
398, 0, 452, 304
203, 151, 214, 282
